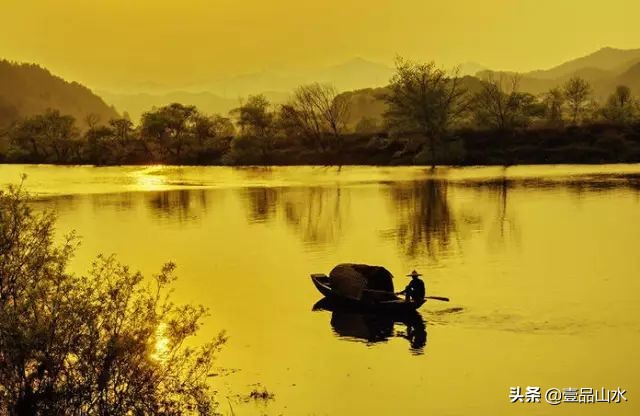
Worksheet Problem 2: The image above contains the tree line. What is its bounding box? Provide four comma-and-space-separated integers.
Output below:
1, 82, 353, 165
383, 58, 640, 165
2, 58, 640, 166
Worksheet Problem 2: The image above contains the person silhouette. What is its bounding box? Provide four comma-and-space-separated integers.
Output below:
397, 270, 426, 302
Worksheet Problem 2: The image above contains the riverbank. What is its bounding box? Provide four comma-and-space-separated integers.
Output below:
2, 122, 640, 166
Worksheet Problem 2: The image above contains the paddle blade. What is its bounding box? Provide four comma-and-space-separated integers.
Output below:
426, 296, 450, 302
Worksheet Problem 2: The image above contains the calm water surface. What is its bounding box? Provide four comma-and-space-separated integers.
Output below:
2, 164, 640, 415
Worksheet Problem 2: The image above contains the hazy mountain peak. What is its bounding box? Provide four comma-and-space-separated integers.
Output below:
313, 58, 393, 89
341, 56, 375, 64
457, 61, 488, 76
332, 56, 389, 68
527, 47, 640, 79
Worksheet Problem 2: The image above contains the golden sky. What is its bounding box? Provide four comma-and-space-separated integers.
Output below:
1, 0, 638, 90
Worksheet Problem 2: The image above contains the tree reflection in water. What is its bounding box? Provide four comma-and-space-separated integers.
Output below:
246, 187, 278, 223
313, 299, 427, 355
145, 189, 211, 223
485, 172, 520, 249
385, 179, 458, 260
245, 186, 349, 246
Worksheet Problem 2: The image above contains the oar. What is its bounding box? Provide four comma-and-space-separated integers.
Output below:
425, 296, 450, 302
363, 288, 450, 302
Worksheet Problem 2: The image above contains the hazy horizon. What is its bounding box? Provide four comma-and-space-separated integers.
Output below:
2, 0, 639, 93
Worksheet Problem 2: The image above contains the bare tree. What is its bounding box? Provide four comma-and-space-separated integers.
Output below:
472, 74, 536, 130
84, 112, 101, 129
287, 89, 324, 141
284, 83, 351, 149
383, 57, 468, 166
302, 83, 350, 137
563, 77, 591, 125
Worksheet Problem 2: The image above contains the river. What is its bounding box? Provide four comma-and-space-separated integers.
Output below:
1, 164, 639, 415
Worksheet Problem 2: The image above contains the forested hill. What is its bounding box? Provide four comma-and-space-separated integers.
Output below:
0, 60, 118, 130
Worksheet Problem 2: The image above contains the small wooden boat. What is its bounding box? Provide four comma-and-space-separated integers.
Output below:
311, 273, 425, 313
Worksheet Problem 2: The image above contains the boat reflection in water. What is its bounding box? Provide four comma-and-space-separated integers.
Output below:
312, 298, 427, 355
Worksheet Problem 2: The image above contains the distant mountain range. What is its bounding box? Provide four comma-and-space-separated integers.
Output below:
0, 60, 118, 130
526, 47, 640, 80
98, 90, 291, 122
479, 47, 640, 99
99, 58, 396, 121
2, 47, 640, 129
99, 58, 492, 121
340, 48, 640, 128
208, 57, 394, 95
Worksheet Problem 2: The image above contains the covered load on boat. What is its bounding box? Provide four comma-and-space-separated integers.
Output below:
328, 263, 395, 301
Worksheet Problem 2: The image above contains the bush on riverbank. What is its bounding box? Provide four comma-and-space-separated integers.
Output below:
0, 183, 226, 415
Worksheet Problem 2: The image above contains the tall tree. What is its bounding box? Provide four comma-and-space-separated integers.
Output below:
383, 58, 468, 166
230, 95, 274, 139
192, 114, 236, 144
601, 85, 636, 124
354, 116, 380, 134
563, 77, 591, 125
84, 124, 116, 164
140, 103, 198, 159
229, 95, 277, 161
9, 109, 78, 162
543, 87, 565, 127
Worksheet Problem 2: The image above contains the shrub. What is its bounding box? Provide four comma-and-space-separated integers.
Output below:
0, 183, 226, 415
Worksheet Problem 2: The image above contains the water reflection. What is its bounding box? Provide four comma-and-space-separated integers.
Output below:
470, 173, 521, 249
29, 170, 639, 264
562, 173, 640, 196
33, 190, 216, 224
384, 180, 458, 259
245, 187, 349, 245
90, 192, 135, 212
245, 187, 278, 223
146, 189, 211, 222
10, 165, 640, 416
313, 299, 427, 355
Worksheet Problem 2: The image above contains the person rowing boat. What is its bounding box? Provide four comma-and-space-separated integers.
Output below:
397, 270, 425, 303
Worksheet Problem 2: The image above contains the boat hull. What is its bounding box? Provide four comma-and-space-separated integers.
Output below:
311, 274, 424, 313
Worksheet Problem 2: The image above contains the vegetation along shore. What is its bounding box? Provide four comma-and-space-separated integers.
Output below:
2, 57, 640, 167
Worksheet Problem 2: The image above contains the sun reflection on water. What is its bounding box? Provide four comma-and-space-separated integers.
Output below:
131, 166, 169, 192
